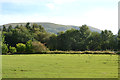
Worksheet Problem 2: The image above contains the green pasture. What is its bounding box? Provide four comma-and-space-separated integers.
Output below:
2, 54, 118, 78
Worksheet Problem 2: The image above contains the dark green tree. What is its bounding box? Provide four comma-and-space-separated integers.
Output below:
87, 32, 101, 50
5, 25, 33, 46
3, 25, 7, 32
8, 25, 12, 32
118, 29, 120, 50
25, 22, 30, 29
100, 30, 115, 50
47, 34, 57, 50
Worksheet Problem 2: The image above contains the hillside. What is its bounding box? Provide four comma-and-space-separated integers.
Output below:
1, 22, 101, 34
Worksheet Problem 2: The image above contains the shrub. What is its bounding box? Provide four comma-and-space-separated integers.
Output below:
32, 41, 49, 53
9, 46, 17, 54
2, 43, 8, 54
16, 43, 26, 53
26, 40, 33, 53
116, 52, 120, 55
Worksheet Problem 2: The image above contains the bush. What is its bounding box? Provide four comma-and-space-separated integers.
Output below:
2, 43, 8, 54
26, 40, 33, 53
16, 43, 26, 53
116, 51, 120, 55
9, 46, 17, 54
32, 41, 49, 53
39, 51, 115, 54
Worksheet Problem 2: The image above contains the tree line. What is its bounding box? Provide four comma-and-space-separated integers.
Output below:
1, 23, 120, 54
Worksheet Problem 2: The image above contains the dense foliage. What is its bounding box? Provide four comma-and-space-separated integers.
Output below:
47, 25, 118, 51
9, 46, 17, 54
1, 23, 119, 54
32, 41, 49, 53
16, 43, 26, 53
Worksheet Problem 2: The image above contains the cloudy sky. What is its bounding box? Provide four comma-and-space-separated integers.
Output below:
0, 0, 119, 34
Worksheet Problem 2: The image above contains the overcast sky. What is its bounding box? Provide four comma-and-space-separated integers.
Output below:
0, 0, 119, 34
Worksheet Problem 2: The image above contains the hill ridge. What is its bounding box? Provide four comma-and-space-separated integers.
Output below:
1, 22, 101, 34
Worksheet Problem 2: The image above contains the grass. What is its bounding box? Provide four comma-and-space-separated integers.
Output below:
2, 54, 118, 78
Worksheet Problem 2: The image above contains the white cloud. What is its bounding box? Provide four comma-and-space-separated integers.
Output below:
45, 0, 78, 10
0, 0, 36, 3
0, 0, 118, 34
46, 3, 55, 10
53, 0, 77, 4
45, 0, 77, 10
46, 7, 118, 34
0, 7, 118, 34
0, 5, 2, 14
0, 0, 28, 4
0, 0, 46, 5
0, 14, 53, 25
82, 8, 118, 34
0, 8, 118, 34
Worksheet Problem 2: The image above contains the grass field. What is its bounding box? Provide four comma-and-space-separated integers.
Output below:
2, 54, 118, 78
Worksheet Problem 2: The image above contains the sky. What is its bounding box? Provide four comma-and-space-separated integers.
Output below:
0, 0, 119, 34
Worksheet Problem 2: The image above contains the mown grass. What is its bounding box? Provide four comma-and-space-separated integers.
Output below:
2, 54, 118, 78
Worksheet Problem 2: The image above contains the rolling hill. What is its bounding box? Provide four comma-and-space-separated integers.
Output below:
1, 22, 101, 34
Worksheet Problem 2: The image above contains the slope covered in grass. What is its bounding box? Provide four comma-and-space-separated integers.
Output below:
1, 22, 101, 34
2, 54, 118, 78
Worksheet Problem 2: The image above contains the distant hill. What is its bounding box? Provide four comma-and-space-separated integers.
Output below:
1, 22, 101, 34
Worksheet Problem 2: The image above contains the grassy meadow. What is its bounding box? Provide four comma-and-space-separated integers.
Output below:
2, 54, 118, 78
